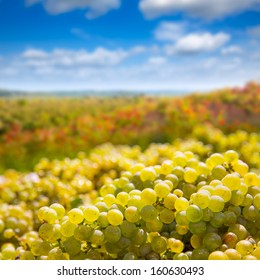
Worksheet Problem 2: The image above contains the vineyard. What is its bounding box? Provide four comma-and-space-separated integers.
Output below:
0, 83, 260, 260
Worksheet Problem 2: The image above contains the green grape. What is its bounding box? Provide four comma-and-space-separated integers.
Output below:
208, 251, 228, 260
206, 153, 224, 169
120, 221, 137, 238
210, 212, 225, 228
107, 209, 123, 226
86, 249, 102, 260
189, 220, 207, 235
173, 189, 184, 197
140, 188, 157, 205
139, 243, 152, 257
234, 160, 249, 176
100, 184, 116, 197
151, 236, 167, 254
0, 220, 5, 234
224, 211, 237, 226
132, 228, 147, 246
230, 190, 244, 206
129, 190, 142, 197
68, 208, 84, 224
244, 172, 258, 187
182, 183, 197, 199
186, 205, 203, 223
1, 243, 16, 260
90, 229, 104, 245
197, 166, 210, 180
175, 211, 189, 226
240, 193, 253, 207
213, 185, 231, 202
123, 252, 138, 260
208, 195, 225, 212
203, 232, 222, 252
105, 242, 121, 254
154, 182, 170, 198
224, 150, 239, 165
50, 203, 65, 219
168, 238, 184, 253
164, 193, 178, 209
97, 212, 109, 228
172, 166, 185, 180
191, 191, 210, 209
228, 224, 248, 240
173, 152, 187, 167
190, 234, 203, 249
235, 240, 253, 256
242, 205, 259, 221
3, 229, 15, 239
146, 218, 163, 232
48, 248, 69, 260
252, 247, 260, 259
176, 252, 190, 260
191, 248, 209, 260
41, 207, 58, 224
116, 192, 129, 206
127, 195, 142, 208
104, 225, 121, 243
228, 205, 241, 217
74, 225, 93, 241
60, 220, 77, 237
63, 237, 81, 256
165, 174, 179, 189
140, 167, 157, 182
242, 255, 257, 260
176, 224, 189, 235
140, 205, 158, 222
160, 160, 174, 175
84, 206, 100, 223
103, 194, 116, 207
20, 251, 35, 260
116, 236, 131, 249
212, 165, 227, 180
124, 206, 140, 223
30, 240, 52, 256
159, 208, 175, 224
202, 208, 213, 222
39, 223, 54, 241
186, 158, 198, 169
174, 197, 189, 211
253, 193, 260, 209
225, 249, 241, 260
222, 174, 241, 191
184, 168, 198, 183
95, 202, 109, 212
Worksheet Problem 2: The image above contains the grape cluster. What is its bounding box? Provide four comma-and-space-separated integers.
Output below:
1, 144, 260, 260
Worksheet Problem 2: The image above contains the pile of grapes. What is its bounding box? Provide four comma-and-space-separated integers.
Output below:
0, 129, 260, 260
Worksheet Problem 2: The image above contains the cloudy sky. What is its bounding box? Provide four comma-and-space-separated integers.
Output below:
0, 0, 260, 91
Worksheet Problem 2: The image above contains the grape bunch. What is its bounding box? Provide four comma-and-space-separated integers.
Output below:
1, 145, 260, 260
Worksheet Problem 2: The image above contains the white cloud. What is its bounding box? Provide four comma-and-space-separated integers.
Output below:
148, 56, 167, 65
139, 0, 260, 20
26, 0, 120, 19
71, 28, 90, 40
248, 25, 260, 36
221, 46, 243, 55
154, 21, 186, 41
0, 45, 258, 91
21, 47, 134, 67
165, 32, 230, 55
22, 49, 48, 59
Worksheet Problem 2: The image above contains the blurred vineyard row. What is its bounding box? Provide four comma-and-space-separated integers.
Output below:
0, 82, 259, 172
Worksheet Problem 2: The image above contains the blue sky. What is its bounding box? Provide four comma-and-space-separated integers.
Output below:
0, 0, 260, 91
